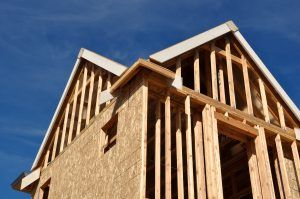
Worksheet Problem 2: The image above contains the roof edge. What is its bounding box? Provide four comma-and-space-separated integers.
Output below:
31, 48, 127, 170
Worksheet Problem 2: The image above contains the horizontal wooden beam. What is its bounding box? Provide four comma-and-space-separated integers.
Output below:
215, 112, 258, 137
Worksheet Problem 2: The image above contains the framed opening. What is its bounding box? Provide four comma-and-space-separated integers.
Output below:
102, 114, 118, 153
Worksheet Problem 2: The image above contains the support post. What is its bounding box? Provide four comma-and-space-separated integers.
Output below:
218, 58, 226, 104
76, 66, 88, 135
193, 113, 206, 199
176, 110, 184, 199
277, 102, 286, 129
155, 101, 161, 199
185, 95, 195, 199
242, 55, 253, 115
202, 105, 223, 199
165, 91, 171, 199
86, 67, 95, 125
258, 79, 270, 123
60, 103, 70, 152
95, 69, 103, 115
194, 49, 200, 93
68, 80, 79, 144
139, 76, 148, 199
106, 73, 112, 106
273, 149, 285, 199
291, 141, 300, 188
225, 37, 236, 108
210, 42, 218, 100
275, 134, 292, 198
254, 126, 276, 198
246, 140, 262, 199
43, 149, 50, 168
51, 127, 60, 161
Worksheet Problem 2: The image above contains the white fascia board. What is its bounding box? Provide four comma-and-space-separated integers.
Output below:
234, 31, 300, 121
21, 168, 41, 190
81, 48, 127, 76
150, 21, 238, 63
31, 48, 127, 169
31, 54, 82, 170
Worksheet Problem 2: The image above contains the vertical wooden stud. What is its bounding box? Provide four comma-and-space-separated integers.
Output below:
43, 149, 50, 168
194, 49, 200, 93
185, 95, 195, 199
273, 149, 285, 199
176, 110, 184, 199
218, 58, 226, 104
275, 134, 292, 198
225, 37, 236, 108
76, 66, 88, 135
51, 127, 60, 161
193, 113, 206, 199
140, 76, 148, 199
254, 126, 276, 199
85, 67, 95, 125
277, 102, 286, 129
246, 140, 263, 199
210, 42, 218, 100
106, 73, 112, 106
165, 91, 171, 199
95, 69, 103, 115
60, 103, 70, 152
258, 79, 270, 123
242, 55, 253, 115
291, 141, 300, 188
68, 80, 79, 144
155, 101, 161, 199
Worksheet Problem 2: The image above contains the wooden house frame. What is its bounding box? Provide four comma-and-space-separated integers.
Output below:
12, 21, 300, 199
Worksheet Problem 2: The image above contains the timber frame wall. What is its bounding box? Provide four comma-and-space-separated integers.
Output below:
16, 22, 300, 199
40, 60, 117, 169
138, 34, 300, 198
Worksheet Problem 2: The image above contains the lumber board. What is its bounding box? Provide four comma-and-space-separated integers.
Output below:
210, 42, 218, 100
254, 126, 276, 199
60, 103, 70, 152
218, 58, 226, 104
185, 95, 195, 199
85, 67, 95, 125
277, 102, 286, 129
242, 55, 253, 115
139, 76, 148, 199
51, 127, 60, 161
273, 149, 285, 199
246, 141, 262, 199
225, 38, 236, 108
275, 134, 292, 198
43, 149, 50, 168
193, 113, 206, 199
258, 78, 270, 123
95, 69, 103, 115
194, 49, 200, 93
155, 101, 161, 199
68, 80, 79, 144
176, 110, 184, 199
165, 91, 171, 199
291, 141, 300, 189
76, 66, 88, 135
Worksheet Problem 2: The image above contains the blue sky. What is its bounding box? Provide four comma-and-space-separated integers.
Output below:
1, 0, 300, 198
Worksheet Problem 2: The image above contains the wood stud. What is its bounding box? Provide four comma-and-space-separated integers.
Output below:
185, 95, 195, 199
155, 102, 161, 199
165, 91, 171, 199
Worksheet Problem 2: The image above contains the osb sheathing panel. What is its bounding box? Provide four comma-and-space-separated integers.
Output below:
33, 77, 145, 199
284, 150, 300, 198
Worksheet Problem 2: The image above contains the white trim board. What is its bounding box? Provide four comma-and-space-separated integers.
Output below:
31, 48, 127, 169
150, 21, 238, 63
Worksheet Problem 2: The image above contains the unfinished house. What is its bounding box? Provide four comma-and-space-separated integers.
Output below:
12, 21, 300, 199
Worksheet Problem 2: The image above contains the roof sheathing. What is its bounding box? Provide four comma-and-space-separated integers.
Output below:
31, 48, 127, 169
